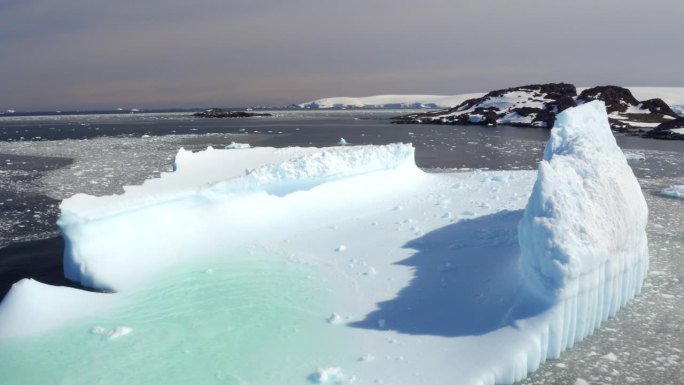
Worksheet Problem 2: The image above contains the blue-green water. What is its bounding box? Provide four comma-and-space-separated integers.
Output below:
0, 248, 342, 385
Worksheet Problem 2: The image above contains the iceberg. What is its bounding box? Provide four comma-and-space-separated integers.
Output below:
518, 100, 649, 358
0, 101, 648, 384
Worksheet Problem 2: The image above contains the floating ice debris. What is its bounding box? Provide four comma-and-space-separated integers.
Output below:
326, 312, 343, 324
624, 152, 646, 161
91, 326, 106, 335
601, 352, 618, 362
225, 142, 251, 149
358, 353, 375, 362
661, 185, 684, 199
107, 326, 133, 340
338, 138, 348, 146
310, 367, 344, 384
574, 379, 590, 385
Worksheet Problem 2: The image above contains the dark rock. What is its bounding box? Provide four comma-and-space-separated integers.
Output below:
643, 117, 684, 140
577, 86, 639, 113
639, 98, 679, 118
393, 83, 680, 138
392, 83, 576, 128
193, 108, 272, 118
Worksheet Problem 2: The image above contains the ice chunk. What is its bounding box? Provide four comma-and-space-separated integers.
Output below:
107, 326, 133, 340
310, 367, 344, 384
326, 312, 343, 324
225, 142, 251, 149
623, 152, 646, 161
518, 101, 649, 356
662, 185, 684, 199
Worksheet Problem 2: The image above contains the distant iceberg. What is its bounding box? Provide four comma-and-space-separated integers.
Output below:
298, 94, 483, 109
0, 101, 649, 384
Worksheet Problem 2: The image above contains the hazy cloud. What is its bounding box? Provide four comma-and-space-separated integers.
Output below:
1, 0, 682, 110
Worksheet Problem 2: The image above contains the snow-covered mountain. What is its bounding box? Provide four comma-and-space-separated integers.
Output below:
297, 94, 482, 109
393, 84, 681, 133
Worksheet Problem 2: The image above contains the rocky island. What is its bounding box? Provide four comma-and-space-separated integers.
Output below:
643, 117, 684, 140
392, 83, 681, 138
192, 108, 272, 118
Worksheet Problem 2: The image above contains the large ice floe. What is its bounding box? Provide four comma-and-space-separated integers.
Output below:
0, 101, 648, 385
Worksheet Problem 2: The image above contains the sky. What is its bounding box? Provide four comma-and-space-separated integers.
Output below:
1, 0, 683, 110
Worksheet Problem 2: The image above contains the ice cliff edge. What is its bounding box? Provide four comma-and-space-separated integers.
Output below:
58, 143, 419, 291
518, 100, 649, 356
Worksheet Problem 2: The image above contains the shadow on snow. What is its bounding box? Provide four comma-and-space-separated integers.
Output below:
349, 210, 552, 337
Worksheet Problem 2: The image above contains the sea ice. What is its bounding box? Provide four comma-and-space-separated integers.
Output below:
225, 142, 251, 149
623, 152, 646, 161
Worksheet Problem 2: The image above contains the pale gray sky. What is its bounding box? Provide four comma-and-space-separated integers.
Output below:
1, 0, 682, 110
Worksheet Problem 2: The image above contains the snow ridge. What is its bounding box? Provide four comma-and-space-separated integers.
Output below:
59, 143, 418, 291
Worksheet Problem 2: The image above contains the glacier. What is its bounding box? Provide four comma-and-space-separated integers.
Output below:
0, 101, 649, 384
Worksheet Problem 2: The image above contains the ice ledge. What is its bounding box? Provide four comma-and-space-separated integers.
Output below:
495, 101, 650, 383
59, 143, 416, 221
59, 143, 419, 291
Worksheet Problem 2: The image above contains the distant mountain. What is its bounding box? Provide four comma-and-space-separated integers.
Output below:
297, 94, 482, 109
392, 84, 681, 136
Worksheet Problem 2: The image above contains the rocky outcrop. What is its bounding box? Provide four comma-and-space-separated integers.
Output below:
643, 117, 684, 140
393, 83, 577, 128
192, 108, 272, 118
393, 84, 679, 135
576, 86, 678, 132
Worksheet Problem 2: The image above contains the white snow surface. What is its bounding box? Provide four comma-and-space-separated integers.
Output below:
59, 143, 416, 290
298, 94, 483, 109
0, 102, 650, 384
0, 279, 119, 338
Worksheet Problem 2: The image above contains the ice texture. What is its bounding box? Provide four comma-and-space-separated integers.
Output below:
59, 143, 416, 291
661, 185, 684, 199
518, 100, 649, 352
